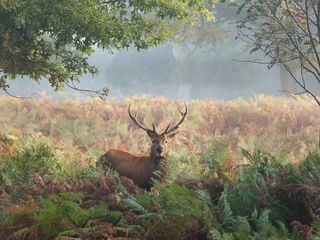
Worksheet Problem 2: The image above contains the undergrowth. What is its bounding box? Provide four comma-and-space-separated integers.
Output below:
0, 96, 319, 239
0, 134, 319, 239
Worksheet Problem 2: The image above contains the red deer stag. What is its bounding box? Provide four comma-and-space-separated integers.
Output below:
100, 103, 187, 190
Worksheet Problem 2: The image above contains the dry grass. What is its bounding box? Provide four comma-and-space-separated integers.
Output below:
0, 94, 319, 167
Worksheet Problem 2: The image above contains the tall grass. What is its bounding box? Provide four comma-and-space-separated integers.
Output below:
0, 95, 318, 169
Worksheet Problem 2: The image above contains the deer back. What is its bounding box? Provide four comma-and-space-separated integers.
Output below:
101, 149, 154, 188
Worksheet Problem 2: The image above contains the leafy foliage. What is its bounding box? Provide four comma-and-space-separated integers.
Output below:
0, 0, 214, 94
1, 192, 123, 239
123, 183, 211, 239
0, 141, 61, 198
0, 133, 20, 160
288, 149, 320, 185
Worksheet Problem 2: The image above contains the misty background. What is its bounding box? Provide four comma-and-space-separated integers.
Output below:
2, 3, 294, 101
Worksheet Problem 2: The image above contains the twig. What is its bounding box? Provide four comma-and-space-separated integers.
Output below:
65, 81, 109, 100
277, 90, 307, 95
2, 88, 37, 99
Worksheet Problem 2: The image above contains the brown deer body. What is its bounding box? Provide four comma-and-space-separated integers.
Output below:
100, 104, 187, 190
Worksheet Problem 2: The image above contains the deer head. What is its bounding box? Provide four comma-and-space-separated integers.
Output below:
128, 103, 188, 160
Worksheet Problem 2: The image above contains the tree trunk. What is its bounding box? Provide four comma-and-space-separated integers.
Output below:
280, 65, 297, 96
171, 57, 192, 100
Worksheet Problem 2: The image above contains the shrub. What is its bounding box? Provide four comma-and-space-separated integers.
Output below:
0, 192, 121, 239
123, 182, 213, 239
0, 141, 61, 199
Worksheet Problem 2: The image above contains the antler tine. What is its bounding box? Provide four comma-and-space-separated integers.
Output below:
164, 124, 170, 133
176, 103, 184, 115
163, 102, 187, 135
128, 104, 156, 133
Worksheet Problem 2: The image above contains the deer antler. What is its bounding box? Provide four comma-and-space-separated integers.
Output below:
162, 102, 187, 135
128, 104, 156, 133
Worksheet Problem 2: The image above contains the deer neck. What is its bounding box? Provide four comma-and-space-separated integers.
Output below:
147, 151, 166, 185
149, 149, 167, 172
150, 151, 164, 164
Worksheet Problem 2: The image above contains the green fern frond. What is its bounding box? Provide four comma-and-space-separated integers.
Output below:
219, 193, 233, 224
11, 226, 34, 240
123, 197, 149, 214
311, 216, 320, 239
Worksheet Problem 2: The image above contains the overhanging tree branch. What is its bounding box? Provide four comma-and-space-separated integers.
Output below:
0, 0, 215, 97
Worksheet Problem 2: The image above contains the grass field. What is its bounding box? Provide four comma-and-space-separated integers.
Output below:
0, 95, 319, 239
1, 94, 319, 163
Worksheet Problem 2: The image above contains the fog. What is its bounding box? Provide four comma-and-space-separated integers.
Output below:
5, 41, 284, 101
2, 4, 286, 101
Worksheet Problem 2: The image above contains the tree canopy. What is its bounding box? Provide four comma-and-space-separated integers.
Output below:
0, 0, 214, 96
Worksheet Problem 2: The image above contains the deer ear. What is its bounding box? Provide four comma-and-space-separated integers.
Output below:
167, 131, 178, 139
